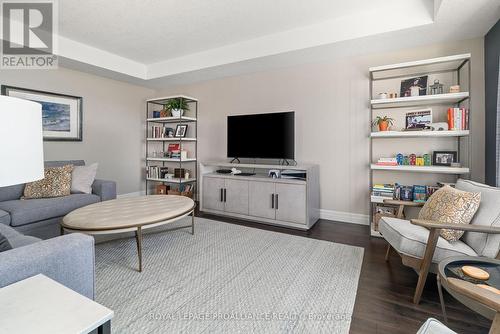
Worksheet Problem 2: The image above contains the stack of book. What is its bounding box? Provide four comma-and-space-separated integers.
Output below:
376, 158, 398, 166
151, 126, 173, 138
447, 107, 469, 130
372, 184, 395, 199
146, 166, 169, 179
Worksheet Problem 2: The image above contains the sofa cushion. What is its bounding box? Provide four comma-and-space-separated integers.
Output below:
0, 224, 40, 248
23, 165, 74, 199
0, 209, 10, 225
0, 194, 100, 227
72, 163, 98, 194
456, 179, 500, 258
379, 217, 477, 263
0, 183, 25, 202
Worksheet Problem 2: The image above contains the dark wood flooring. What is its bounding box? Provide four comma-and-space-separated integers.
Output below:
196, 212, 491, 334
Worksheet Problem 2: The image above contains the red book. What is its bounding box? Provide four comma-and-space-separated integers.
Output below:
461, 108, 465, 130
167, 143, 180, 152
447, 108, 454, 130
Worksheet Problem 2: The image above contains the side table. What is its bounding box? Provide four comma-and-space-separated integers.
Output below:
0, 274, 114, 334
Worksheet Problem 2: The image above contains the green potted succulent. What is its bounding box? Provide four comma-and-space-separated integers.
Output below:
372, 116, 394, 131
165, 98, 190, 118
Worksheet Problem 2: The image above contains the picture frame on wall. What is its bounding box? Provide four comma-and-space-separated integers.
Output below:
1, 85, 83, 141
175, 124, 188, 138
432, 151, 457, 166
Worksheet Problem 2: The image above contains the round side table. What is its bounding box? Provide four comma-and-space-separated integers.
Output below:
437, 256, 500, 323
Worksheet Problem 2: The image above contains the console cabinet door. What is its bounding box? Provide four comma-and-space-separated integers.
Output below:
224, 179, 249, 215
202, 177, 225, 212
249, 181, 276, 220
275, 183, 307, 224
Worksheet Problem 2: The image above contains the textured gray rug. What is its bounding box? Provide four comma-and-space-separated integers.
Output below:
95, 217, 363, 333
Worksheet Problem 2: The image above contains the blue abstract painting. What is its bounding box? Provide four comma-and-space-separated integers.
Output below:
35, 100, 71, 132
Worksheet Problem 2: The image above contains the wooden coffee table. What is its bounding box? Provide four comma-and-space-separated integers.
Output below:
61, 195, 195, 272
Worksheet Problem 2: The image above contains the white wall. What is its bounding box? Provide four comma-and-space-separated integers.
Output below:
0, 67, 154, 194
156, 38, 485, 217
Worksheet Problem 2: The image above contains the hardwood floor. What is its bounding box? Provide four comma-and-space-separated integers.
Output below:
197, 212, 491, 333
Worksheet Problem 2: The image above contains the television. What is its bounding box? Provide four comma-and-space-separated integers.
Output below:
227, 111, 295, 159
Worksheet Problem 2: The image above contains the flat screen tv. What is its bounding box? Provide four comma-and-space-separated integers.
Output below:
227, 111, 295, 159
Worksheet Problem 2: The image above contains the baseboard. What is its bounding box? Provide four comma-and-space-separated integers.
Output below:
117, 191, 145, 198
318, 209, 369, 225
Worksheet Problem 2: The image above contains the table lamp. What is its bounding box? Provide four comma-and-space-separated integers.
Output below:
0, 95, 44, 187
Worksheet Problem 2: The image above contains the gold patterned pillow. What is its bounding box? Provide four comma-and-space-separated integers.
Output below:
23, 165, 74, 199
418, 185, 481, 242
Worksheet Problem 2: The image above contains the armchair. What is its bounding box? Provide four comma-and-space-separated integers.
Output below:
379, 179, 500, 304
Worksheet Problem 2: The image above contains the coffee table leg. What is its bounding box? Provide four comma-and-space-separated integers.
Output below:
135, 227, 143, 272
191, 210, 195, 235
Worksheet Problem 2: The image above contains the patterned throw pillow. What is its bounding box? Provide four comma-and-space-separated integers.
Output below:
418, 185, 481, 242
23, 165, 74, 199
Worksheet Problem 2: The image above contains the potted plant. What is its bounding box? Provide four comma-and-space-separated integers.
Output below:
372, 116, 394, 131
165, 98, 189, 118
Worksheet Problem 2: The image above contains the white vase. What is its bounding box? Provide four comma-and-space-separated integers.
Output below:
171, 109, 184, 117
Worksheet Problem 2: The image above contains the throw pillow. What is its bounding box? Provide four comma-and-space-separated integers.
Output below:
0, 232, 12, 252
418, 185, 481, 242
71, 163, 98, 194
23, 165, 74, 199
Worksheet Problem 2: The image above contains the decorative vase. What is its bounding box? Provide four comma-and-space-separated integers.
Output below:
378, 121, 389, 131
171, 109, 184, 118
159, 109, 170, 118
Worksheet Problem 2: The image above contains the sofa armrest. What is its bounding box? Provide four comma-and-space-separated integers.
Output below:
411, 219, 500, 234
92, 179, 117, 201
0, 233, 95, 299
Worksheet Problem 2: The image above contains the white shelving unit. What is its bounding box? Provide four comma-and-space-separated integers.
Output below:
145, 95, 198, 195
369, 54, 471, 237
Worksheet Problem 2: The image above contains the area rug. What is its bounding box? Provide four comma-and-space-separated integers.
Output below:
95, 217, 364, 333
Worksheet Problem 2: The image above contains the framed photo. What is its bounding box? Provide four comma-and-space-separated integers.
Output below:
432, 151, 457, 166
175, 124, 188, 138
2, 85, 82, 141
405, 108, 433, 130
400, 75, 428, 97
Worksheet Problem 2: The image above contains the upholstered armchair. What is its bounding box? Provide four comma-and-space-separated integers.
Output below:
379, 179, 500, 304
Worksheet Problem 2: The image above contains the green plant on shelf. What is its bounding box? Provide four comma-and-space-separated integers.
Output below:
164, 98, 190, 112
372, 116, 395, 131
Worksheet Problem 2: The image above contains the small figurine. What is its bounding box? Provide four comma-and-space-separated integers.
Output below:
416, 157, 424, 166
423, 154, 432, 166
403, 156, 410, 165
409, 154, 417, 166
396, 153, 404, 165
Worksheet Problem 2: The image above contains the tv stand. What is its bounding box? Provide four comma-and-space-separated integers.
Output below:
200, 161, 319, 230
230, 158, 241, 164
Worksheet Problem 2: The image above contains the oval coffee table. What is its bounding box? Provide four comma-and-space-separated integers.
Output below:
61, 195, 195, 272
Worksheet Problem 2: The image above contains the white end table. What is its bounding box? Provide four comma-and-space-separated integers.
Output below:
0, 274, 113, 334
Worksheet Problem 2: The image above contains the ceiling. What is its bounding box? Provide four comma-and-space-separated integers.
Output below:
26, 0, 500, 87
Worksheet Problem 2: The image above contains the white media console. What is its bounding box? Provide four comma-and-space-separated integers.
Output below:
200, 161, 319, 230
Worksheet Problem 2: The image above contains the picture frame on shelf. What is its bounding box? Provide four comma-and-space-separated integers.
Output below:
175, 124, 188, 137
432, 151, 457, 166
405, 108, 432, 130
400, 75, 428, 97
2, 85, 83, 141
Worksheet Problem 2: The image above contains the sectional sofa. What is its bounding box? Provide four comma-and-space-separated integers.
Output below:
0, 160, 116, 239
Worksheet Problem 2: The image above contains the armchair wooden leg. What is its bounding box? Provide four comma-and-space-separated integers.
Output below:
413, 228, 440, 304
490, 312, 500, 334
385, 244, 392, 261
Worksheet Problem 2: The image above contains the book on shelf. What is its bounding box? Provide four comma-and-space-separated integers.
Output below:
146, 166, 169, 179
151, 126, 174, 138
447, 107, 469, 130
376, 158, 398, 166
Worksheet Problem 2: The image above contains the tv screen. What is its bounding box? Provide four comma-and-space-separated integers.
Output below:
227, 111, 295, 159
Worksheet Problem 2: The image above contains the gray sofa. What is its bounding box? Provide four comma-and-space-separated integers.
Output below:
0, 223, 95, 299
0, 160, 116, 239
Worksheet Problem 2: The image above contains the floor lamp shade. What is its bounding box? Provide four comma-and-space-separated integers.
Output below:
0, 96, 44, 187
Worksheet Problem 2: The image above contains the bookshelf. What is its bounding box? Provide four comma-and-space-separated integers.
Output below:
145, 95, 198, 197
369, 54, 471, 237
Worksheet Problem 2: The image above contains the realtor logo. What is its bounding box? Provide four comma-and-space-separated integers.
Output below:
1, 0, 58, 69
